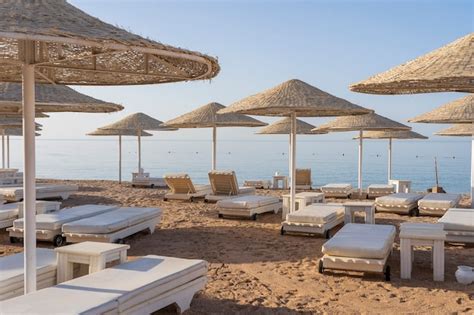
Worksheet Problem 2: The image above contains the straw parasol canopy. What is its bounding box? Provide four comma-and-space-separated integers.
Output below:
0, 112, 49, 118
257, 117, 324, 135
350, 33, 474, 94
0, 0, 220, 85
219, 79, 373, 213
314, 113, 411, 191
409, 95, 473, 124
435, 124, 473, 137
353, 130, 428, 182
0, 83, 123, 113
88, 128, 152, 183
164, 102, 266, 169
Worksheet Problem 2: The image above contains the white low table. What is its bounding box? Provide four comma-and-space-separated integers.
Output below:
400, 223, 446, 281
273, 175, 289, 190
55, 241, 129, 284
282, 192, 325, 219
343, 201, 375, 224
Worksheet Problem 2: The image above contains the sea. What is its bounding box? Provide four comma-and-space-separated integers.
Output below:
6, 138, 471, 194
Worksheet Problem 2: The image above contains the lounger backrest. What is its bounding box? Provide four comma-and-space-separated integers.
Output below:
164, 173, 196, 194
296, 168, 311, 186
208, 170, 239, 196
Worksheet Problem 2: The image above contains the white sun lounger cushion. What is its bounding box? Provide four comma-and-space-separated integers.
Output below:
0, 255, 207, 315
62, 207, 161, 234
376, 193, 423, 206
286, 204, 345, 224
0, 248, 56, 289
0, 184, 78, 197
322, 223, 396, 259
0, 204, 19, 220
438, 208, 474, 232
419, 193, 462, 209
217, 195, 279, 209
13, 205, 118, 230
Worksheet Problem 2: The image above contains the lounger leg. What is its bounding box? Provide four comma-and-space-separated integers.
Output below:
400, 238, 412, 279
433, 240, 444, 281
175, 293, 195, 314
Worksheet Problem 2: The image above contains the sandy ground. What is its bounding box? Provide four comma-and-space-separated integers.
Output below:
1, 179, 473, 314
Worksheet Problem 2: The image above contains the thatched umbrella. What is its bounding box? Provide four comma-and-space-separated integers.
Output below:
98, 113, 177, 172
219, 79, 372, 213
87, 129, 152, 183
2, 127, 42, 168
350, 33, 473, 94
354, 130, 428, 182
163, 102, 266, 170
0, 0, 219, 292
313, 113, 411, 192
257, 117, 327, 179
435, 124, 472, 137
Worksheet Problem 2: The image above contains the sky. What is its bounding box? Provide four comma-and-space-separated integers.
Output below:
40, 0, 473, 141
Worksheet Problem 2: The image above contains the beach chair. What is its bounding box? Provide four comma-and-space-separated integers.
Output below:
375, 193, 424, 216
295, 168, 312, 190
0, 201, 60, 229
0, 249, 57, 301
205, 170, 255, 202
0, 168, 23, 186
319, 223, 396, 281
321, 183, 353, 198
438, 208, 474, 244
418, 193, 462, 216
281, 203, 345, 238
0, 255, 208, 314
217, 195, 281, 220
132, 168, 167, 188
367, 184, 395, 198
163, 173, 212, 202
8, 204, 118, 246
62, 207, 162, 244
0, 184, 78, 202
243, 179, 272, 189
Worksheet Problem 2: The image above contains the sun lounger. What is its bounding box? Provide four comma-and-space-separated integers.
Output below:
0, 184, 78, 202
243, 179, 272, 189
321, 183, 352, 198
0, 168, 23, 186
367, 184, 395, 198
63, 207, 162, 244
281, 203, 345, 238
205, 170, 255, 202
0, 255, 207, 314
295, 168, 312, 190
0, 201, 61, 229
217, 195, 281, 220
319, 223, 396, 281
132, 170, 167, 188
418, 193, 462, 216
164, 173, 212, 202
8, 204, 118, 246
438, 208, 474, 243
375, 193, 424, 216
0, 248, 57, 301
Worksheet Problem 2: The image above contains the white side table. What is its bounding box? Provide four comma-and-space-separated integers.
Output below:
282, 192, 325, 219
273, 175, 289, 190
55, 241, 130, 284
343, 201, 375, 224
400, 223, 446, 281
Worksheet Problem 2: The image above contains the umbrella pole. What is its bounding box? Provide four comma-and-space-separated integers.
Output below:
290, 113, 296, 213
119, 135, 122, 183
471, 125, 473, 208
288, 133, 292, 184
388, 138, 392, 183
2, 130, 5, 169
358, 130, 363, 194
212, 126, 217, 170
138, 132, 141, 172
7, 135, 10, 168
22, 40, 37, 293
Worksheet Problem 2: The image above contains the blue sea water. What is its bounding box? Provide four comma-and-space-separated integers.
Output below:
6, 138, 471, 194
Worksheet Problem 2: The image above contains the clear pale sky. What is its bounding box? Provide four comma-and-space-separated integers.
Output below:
42, 0, 472, 141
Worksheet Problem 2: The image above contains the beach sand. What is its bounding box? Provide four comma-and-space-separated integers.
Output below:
1, 179, 473, 314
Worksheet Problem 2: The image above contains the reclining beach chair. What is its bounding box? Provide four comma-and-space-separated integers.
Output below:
163, 173, 212, 202
62, 207, 162, 244
0, 184, 78, 202
418, 193, 462, 216
217, 195, 281, 220
0, 201, 60, 229
0, 248, 57, 301
375, 193, 424, 216
321, 183, 353, 198
367, 184, 395, 199
295, 168, 312, 190
0, 255, 208, 314
438, 208, 474, 243
281, 203, 345, 238
319, 223, 396, 281
205, 170, 255, 202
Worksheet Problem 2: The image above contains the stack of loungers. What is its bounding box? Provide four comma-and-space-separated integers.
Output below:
216, 195, 281, 220
63, 207, 162, 243
0, 255, 208, 314
0, 184, 79, 202
417, 193, 462, 216
367, 184, 395, 198
321, 184, 352, 198
438, 208, 474, 243
375, 193, 424, 216
0, 249, 57, 301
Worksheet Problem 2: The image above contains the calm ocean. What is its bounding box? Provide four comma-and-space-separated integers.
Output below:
6, 138, 471, 194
